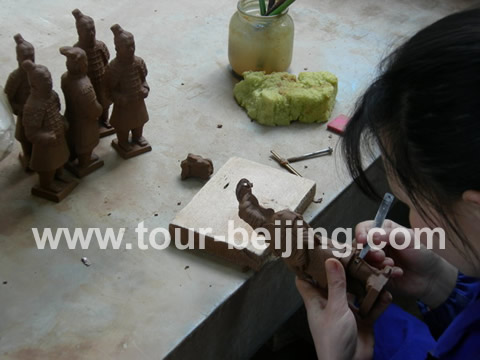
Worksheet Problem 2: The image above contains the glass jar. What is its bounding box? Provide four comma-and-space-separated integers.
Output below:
228, 0, 294, 75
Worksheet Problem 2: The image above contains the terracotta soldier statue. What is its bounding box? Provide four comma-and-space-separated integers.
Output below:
4, 34, 35, 170
107, 24, 151, 159
22, 60, 77, 202
72, 9, 113, 137
60, 46, 104, 178
236, 179, 392, 316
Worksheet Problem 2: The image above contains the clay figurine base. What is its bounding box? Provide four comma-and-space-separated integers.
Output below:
18, 153, 32, 172
65, 158, 104, 178
99, 124, 116, 138
31, 180, 78, 202
111, 139, 152, 159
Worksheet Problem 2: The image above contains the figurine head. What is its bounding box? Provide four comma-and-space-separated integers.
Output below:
22, 60, 52, 95
59, 46, 88, 75
72, 9, 96, 46
111, 24, 135, 62
14, 34, 34, 67
236, 178, 253, 202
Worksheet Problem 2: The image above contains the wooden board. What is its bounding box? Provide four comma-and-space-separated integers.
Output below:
169, 157, 316, 270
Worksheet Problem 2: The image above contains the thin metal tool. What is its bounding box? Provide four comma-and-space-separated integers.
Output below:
359, 193, 395, 259
287, 147, 333, 163
270, 150, 302, 177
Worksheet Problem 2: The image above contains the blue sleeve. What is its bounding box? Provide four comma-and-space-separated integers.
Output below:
417, 273, 480, 339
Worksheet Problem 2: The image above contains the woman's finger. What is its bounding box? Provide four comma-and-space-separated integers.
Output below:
296, 277, 328, 310
325, 258, 348, 310
365, 249, 386, 263
355, 221, 374, 243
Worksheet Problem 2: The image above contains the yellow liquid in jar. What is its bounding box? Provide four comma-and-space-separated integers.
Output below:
228, 1, 294, 75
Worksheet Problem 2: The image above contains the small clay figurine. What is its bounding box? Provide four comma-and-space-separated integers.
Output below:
181, 154, 214, 180
72, 9, 114, 137
22, 60, 77, 202
236, 179, 392, 316
60, 46, 104, 178
4, 34, 35, 170
107, 24, 151, 159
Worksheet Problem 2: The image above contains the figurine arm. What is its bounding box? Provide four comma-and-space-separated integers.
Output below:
86, 95, 103, 120
138, 58, 149, 98
99, 41, 110, 65
106, 64, 125, 105
4, 72, 21, 115
23, 104, 54, 144
53, 91, 68, 132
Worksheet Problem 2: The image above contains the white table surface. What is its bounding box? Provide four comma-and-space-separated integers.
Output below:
0, 0, 473, 359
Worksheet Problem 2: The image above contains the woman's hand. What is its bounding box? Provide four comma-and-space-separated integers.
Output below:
296, 258, 392, 360
356, 220, 457, 308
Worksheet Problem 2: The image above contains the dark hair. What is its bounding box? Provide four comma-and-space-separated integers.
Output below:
342, 8, 480, 258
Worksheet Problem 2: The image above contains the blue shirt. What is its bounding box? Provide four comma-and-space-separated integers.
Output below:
373, 273, 480, 359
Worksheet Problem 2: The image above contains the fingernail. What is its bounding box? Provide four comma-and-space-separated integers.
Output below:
326, 259, 338, 274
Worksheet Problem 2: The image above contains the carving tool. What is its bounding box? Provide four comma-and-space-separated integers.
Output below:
270, 150, 302, 177
266, 0, 296, 16
359, 193, 395, 259
267, 0, 276, 12
287, 147, 333, 163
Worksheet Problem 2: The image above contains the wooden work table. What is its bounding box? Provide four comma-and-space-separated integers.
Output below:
0, 0, 472, 358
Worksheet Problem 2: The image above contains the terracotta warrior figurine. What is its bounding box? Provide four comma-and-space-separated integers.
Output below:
236, 179, 392, 316
107, 24, 151, 159
72, 9, 113, 137
4, 34, 35, 170
181, 154, 214, 180
60, 46, 104, 178
22, 60, 77, 202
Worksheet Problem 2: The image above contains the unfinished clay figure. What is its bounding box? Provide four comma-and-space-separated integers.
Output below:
22, 60, 77, 202
72, 9, 113, 137
107, 24, 151, 159
236, 179, 392, 316
60, 46, 104, 178
4, 34, 35, 170
181, 154, 214, 180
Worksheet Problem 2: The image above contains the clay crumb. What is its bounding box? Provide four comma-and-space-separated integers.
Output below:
223, 182, 230, 189
184, 266, 190, 270
313, 197, 323, 204
2, 281, 7, 285
217, 124, 223, 129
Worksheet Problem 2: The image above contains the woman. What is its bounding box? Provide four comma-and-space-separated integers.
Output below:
297, 8, 480, 360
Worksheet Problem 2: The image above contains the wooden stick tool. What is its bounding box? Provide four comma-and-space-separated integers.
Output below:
270, 150, 302, 177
